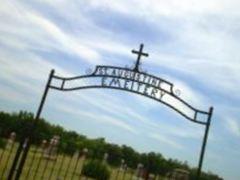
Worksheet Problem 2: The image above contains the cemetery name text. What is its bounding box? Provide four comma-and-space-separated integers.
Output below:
94, 66, 173, 101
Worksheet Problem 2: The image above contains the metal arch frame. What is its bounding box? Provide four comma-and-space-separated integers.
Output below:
9, 66, 213, 180
52, 65, 209, 125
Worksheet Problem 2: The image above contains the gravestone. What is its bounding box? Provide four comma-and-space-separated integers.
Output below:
44, 135, 60, 160
103, 152, 108, 163
79, 148, 88, 161
135, 163, 144, 179
41, 139, 47, 149
8, 132, 16, 144
165, 168, 189, 180
148, 174, 156, 180
120, 159, 125, 171
6, 132, 16, 149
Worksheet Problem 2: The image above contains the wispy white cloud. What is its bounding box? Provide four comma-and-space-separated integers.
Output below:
149, 23, 240, 99
0, 1, 240, 179
54, 102, 139, 134
0, 48, 71, 93
0, 1, 101, 63
148, 133, 184, 150
0, 85, 28, 104
87, 0, 240, 18
225, 118, 240, 137
2, 0, 239, 103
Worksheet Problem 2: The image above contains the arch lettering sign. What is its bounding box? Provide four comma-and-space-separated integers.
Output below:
11, 44, 213, 180
51, 65, 209, 125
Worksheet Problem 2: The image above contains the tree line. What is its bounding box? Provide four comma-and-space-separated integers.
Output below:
0, 111, 222, 179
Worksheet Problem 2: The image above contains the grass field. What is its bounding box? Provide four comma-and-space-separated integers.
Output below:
0, 143, 164, 180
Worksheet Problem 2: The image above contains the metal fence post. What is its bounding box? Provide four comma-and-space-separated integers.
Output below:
196, 107, 213, 180
8, 69, 54, 180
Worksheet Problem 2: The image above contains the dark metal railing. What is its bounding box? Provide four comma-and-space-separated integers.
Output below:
0, 133, 166, 180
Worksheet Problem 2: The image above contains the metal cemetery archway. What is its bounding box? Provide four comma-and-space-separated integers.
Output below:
9, 44, 213, 180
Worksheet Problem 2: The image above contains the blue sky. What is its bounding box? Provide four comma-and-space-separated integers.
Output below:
0, 0, 240, 179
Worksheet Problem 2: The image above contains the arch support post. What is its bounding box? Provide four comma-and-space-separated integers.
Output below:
196, 107, 213, 180
8, 69, 54, 180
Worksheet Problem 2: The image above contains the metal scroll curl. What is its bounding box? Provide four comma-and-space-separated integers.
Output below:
50, 65, 210, 125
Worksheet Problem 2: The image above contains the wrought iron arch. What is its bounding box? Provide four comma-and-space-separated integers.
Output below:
51, 65, 210, 126
9, 44, 213, 180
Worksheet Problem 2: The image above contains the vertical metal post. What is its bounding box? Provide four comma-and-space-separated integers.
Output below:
7, 140, 24, 180
9, 69, 54, 180
196, 107, 213, 180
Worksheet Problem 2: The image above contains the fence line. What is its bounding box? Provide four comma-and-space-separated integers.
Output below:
0, 133, 171, 180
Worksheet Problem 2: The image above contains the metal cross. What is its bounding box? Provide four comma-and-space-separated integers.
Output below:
132, 43, 149, 72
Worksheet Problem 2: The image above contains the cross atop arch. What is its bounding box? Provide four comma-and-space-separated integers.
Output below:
132, 43, 149, 72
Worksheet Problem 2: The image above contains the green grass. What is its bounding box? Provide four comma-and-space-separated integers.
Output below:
0, 143, 164, 180
0, 145, 89, 179
0, 143, 146, 180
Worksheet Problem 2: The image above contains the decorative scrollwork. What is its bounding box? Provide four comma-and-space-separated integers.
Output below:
174, 88, 181, 97
85, 68, 93, 75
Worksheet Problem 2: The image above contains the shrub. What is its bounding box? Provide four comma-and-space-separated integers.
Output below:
82, 160, 110, 180
0, 138, 7, 149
